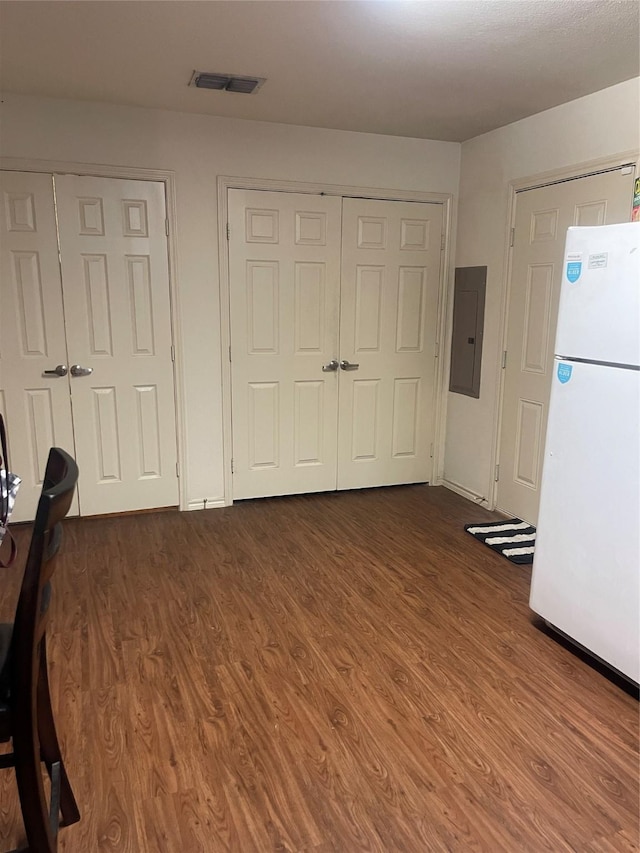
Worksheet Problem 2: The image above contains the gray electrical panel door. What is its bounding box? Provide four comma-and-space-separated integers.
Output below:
449, 266, 486, 398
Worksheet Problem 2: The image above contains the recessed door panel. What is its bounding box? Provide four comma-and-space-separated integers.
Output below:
522, 264, 553, 374
13, 251, 48, 356
396, 267, 426, 352
248, 382, 279, 469
127, 256, 156, 356
135, 385, 162, 478
354, 266, 383, 352
574, 200, 606, 226
122, 200, 149, 237
357, 217, 387, 249
78, 197, 105, 235
400, 219, 430, 251
295, 211, 327, 246
294, 263, 325, 354
351, 380, 380, 461
245, 208, 279, 243
5, 191, 37, 232
24, 388, 56, 484
513, 399, 544, 488
294, 381, 324, 466
392, 378, 420, 458
92, 386, 122, 482
82, 254, 114, 356
530, 209, 559, 242
247, 261, 279, 354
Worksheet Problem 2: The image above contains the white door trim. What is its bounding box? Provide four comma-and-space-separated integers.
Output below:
0, 156, 187, 511
217, 175, 454, 505
489, 149, 639, 512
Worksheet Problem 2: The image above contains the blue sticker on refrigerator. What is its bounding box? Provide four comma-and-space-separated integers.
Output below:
566, 261, 582, 283
557, 363, 573, 384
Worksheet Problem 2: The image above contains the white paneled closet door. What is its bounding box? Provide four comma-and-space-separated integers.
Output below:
0, 170, 179, 520
498, 167, 635, 525
228, 189, 444, 501
55, 175, 179, 515
337, 198, 444, 490
228, 189, 342, 500
0, 171, 78, 522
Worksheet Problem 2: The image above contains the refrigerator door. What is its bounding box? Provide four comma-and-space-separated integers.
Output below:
556, 223, 640, 367
530, 358, 640, 683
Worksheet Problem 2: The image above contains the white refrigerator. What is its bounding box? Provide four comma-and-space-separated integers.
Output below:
529, 222, 640, 684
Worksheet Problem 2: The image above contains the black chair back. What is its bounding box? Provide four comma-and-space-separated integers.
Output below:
12, 448, 78, 664
0, 447, 80, 852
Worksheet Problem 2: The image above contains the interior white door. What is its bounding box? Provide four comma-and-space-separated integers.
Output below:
337, 197, 444, 490
54, 175, 178, 515
0, 171, 78, 522
228, 189, 342, 499
498, 167, 635, 525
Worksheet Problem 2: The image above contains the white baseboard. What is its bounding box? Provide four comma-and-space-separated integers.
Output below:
186, 498, 227, 511
441, 478, 490, 507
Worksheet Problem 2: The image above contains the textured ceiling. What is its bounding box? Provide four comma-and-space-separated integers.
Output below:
0, 0, 638, 142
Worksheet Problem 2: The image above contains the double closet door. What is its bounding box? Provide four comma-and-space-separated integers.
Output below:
229, 189, 444, 500
0, 171, 178, 522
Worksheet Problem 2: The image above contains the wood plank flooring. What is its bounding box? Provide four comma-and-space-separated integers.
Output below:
0, 485, 638, 851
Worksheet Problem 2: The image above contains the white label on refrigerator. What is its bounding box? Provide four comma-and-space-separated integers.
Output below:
588, 252, 608, 269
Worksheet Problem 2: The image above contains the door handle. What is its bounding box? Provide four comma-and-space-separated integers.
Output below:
43, 364, 68, 377
70, 364, 93, 377
322, 359, 340, 372
340, 360, 359, 371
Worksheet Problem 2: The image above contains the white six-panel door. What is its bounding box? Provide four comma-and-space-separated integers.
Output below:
0, 171, 178, 519
228, 189, 444, 500
498, 167, 635, 525
0, 171, 78, 522
55, 175, 179, 515
337, 198, 444, 490
229, 189, 343, 499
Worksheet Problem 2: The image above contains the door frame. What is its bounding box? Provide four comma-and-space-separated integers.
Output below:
490, 149, 639, 514
217, 175, 454, 505
0, 156, 187, 511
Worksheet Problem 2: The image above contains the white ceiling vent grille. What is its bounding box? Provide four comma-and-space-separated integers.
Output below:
190, 71, 266, 94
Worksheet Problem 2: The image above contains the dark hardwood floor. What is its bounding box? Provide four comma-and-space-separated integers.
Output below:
1, 485, 638, 852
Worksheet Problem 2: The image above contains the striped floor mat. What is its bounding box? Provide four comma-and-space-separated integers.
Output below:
464, 518, 536, 565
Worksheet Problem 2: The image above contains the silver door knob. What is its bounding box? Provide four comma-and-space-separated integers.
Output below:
322, 359, 340, 372
340, 360, 360, 371
43, 364, 68, 377
70, 364, 93, 377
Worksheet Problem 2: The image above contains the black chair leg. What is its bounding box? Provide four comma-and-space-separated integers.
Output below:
37, 642, 80, 827
13, 713, 56, 853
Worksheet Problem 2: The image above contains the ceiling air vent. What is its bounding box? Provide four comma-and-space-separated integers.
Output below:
190, 71, 266, 94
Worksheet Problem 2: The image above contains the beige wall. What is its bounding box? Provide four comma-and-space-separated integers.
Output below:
5, 80, 637, 513
445, 77, 640, 504
0, 94, 461, 508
